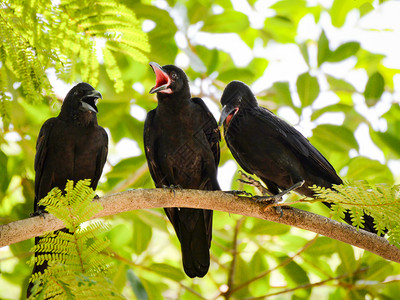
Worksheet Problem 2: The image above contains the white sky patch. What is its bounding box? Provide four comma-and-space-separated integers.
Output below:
277, 106, 299, 125
253, 43, 308, 91
195, 32, 253, 67
354, 123, 385, 163
142, 19, 156, 32
175, 31, 188, 48
353, 94, 391, 132
95, 38, 106, 64
312, 91, 340, 110
218, 160, 237, 191
211, 4, 224, 14
232, 0, 270, 29
388, 160, 400, 178
12, 82, 21, 90
393, 75, 400, 103
297, 107, 314, 137
132, 82, 145, 94
108, 137, 142, 166
345, 68, 368, 93
46, 68, 74, 99
175, 52, 190, 69
130, 104, 147, 122
297, 14, 320, 42
315, 112, 345, 126
4, 132, 22, 142
203, 97, 221, 121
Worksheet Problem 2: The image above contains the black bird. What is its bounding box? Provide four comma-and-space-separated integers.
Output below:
219, 80, 378, 234
27, 83, 108, 297
144, 62, 220, 277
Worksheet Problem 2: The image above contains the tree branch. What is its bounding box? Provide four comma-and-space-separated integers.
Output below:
1, 189, 399, 264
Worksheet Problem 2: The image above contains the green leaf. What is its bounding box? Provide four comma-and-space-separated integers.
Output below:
326, 75, 356, 93
365, 260, 393, 281
271, 0, 308, 24
335, 241, 356, 273
296, 72, 320, 107
140, 278, 166, 300
330, 0, 374, 27
234, 256, 251, 298
267, 81, 293, 107
317, 30, 331, 66
304, 237, 337, 257
149, 263, 185, 282
248, 251, 270, 295
279, 257, 310, 297
244, 218, 290, 236
327, 42, 360, 63
359, 3, 374, 16
248, 58, 269, 80
134, 210, 169, 232
346, 157, 394, 184
218, 68, 255, 84
132, 217, 152, 255
370, 105, 400, 159
370, 130, 400, 159
364, 72, 384, 106
310, 124, 358, 153
0, 150, 8, 194
264, 16, 296, 43
202, 11, 249, 33
298, 43, 310, 66
108, 223, 133, 249
127, 269, 148, 300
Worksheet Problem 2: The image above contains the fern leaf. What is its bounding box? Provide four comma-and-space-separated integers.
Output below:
313, 180, 400, 247
30, 179, 122, 299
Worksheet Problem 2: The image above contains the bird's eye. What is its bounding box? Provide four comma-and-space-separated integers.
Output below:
74, 91, 79, 95
171, 72, 178, 80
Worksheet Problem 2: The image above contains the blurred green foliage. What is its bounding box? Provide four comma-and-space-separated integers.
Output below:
1, 0, 400, 299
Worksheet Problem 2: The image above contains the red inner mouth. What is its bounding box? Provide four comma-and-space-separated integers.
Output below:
152, 66, 170, 88
225, 107, 239, 126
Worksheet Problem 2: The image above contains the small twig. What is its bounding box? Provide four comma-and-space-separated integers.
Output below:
238, 171, 271, 196
109, 162, 149, 194
224, 217, 245, 300
243, 267, 369, 299
228, 234, 319, 296
107, 249, 206, 300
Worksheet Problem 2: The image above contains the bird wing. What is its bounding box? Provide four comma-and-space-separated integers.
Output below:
191, 97, 221, 168
143, 109, 167, 187
34, 118, 57, 210
92, 128, 108, 190
254, 106, 341, 183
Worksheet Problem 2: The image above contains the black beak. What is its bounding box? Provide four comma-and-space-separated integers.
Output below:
149, 62, 171, 94
81, 90, 102, 113
219, 105, 238, 127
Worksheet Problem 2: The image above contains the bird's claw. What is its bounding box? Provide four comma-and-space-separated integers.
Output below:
30, 208, 46, 218
162, 184, 182, 196
226, 190, 252, 197
251, 195, 284, 217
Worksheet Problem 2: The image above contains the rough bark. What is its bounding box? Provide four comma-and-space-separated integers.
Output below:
1, 189, 399, 263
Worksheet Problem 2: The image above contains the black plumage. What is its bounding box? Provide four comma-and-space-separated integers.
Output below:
144, 62, 220, 277
219, 80, 378, 234
27, 82, 108, 296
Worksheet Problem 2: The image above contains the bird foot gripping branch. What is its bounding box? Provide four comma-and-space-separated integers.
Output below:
225, 190, 253, 197
162, 184, 183, 197
234, 171, 306, 216
252, 180, 306, 203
